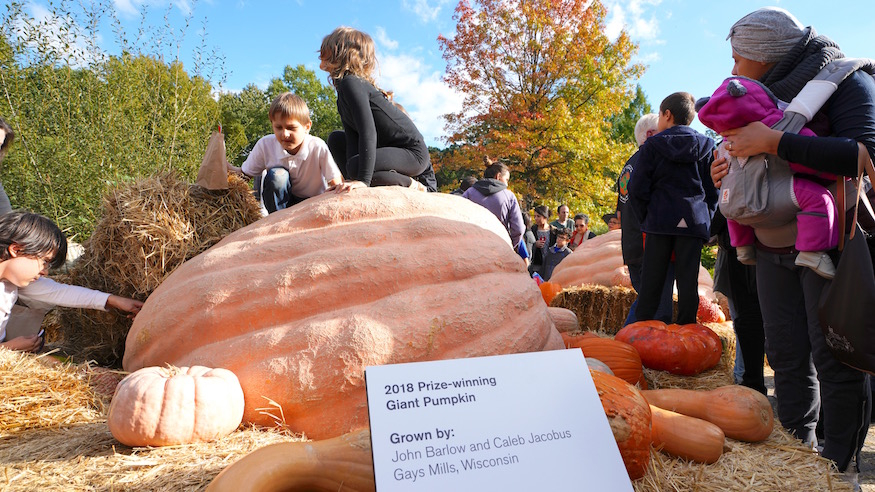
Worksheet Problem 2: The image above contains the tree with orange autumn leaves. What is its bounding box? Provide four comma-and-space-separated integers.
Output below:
436, 0, 644, 213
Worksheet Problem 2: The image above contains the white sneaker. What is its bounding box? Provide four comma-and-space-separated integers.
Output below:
795, 251, 836, 279
841, 470, 861, 492
736, 245, 757, 265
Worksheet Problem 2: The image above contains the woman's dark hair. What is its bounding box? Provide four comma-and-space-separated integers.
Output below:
0, 211, 67, 269
0, 117, 14, 156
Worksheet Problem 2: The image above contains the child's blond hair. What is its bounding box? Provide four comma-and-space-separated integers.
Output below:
319, 27, 378, 86
269, 93, 311, 125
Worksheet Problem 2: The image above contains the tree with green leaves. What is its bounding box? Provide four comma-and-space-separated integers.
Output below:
0, 1, 223, 240
436, 0, 644, 217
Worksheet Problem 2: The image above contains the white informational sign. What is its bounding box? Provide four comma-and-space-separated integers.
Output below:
365, 349, 634, 491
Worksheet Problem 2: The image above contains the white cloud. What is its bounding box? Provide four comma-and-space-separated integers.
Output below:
374, 26, 399, 51
377, 50, 464, 147
401, 0, 452, 23
604, 0, 662, 42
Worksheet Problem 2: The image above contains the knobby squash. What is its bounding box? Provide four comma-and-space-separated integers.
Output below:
616, 321, 722, 376
108, 365, 244, 447
649, 405, 725, 464
642, 385, 773, 442
590, 370, 652, 480
123, 188, 564, 439
207, 428, 375, 492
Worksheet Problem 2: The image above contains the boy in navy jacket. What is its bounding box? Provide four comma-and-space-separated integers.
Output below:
628, 92, 718, 324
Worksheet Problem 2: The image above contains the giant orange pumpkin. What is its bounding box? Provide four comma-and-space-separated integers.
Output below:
123, 188, 564, 439
590, 370, 652, 480
615, 321, 722, 376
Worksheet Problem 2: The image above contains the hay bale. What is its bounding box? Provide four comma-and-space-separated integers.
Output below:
51, 172, 262, 367
642, 321, 736, 391
550, 284, 636, 334
0, 349, 104, 437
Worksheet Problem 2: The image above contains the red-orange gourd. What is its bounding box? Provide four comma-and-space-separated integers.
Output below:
123, 188, 564, 440
615, 321, 722, 376
539, 281, 563, 305
649, 405, 725, 464
642, 385, 774, 442
108, 365, 244, 447
590, 370, 652, 480
207, 428, 374, 492
574, 337, 644, 387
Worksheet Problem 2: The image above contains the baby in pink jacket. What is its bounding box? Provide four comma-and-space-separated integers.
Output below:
698, 77, 838, 279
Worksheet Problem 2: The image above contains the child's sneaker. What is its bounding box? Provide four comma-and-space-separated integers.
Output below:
736, 245, 757, 265
795, 251, 836, 279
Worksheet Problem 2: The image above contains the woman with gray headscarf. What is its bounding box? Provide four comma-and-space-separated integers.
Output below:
710, 7, 875, 487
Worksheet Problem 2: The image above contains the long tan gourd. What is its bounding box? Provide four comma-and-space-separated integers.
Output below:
123, 188, 564, 439
206, 428, 375, 492
649, 405, 725, 464
642, 385, 773, 442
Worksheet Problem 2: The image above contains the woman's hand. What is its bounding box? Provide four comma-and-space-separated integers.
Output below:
1, 334, 42, 352
106, 295, 144, 319
329, 181, 366, 193
721, 121, 783, 157
711, 149, 729, 189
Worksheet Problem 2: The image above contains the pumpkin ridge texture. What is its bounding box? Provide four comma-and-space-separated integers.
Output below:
124, 188, 564, 439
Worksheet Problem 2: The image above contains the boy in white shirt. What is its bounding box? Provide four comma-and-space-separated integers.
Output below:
230, 93, 343, 213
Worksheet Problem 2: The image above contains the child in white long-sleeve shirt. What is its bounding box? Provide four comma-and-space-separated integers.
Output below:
0, 212, 143, 353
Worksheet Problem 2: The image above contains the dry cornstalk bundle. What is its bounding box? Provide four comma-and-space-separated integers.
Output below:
550, 284, 637, 334
50, 172, 262, 367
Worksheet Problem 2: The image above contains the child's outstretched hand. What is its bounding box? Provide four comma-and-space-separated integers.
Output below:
1, 334, 43, 353
106, 295, 145, 319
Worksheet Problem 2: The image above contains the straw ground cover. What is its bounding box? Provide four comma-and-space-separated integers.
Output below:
1, 343, 853, 491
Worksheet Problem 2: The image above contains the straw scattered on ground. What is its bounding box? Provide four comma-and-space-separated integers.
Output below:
635, 427, 853, 492
0, 346, 852, 492
49, 172, 262, 367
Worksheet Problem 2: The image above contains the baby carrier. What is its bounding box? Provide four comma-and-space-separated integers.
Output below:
715, 58, 875, 247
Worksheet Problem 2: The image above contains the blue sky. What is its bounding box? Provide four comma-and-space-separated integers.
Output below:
25, 1, 875, 147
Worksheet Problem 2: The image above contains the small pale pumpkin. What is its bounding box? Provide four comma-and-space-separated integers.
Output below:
108, 365, 244, 447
